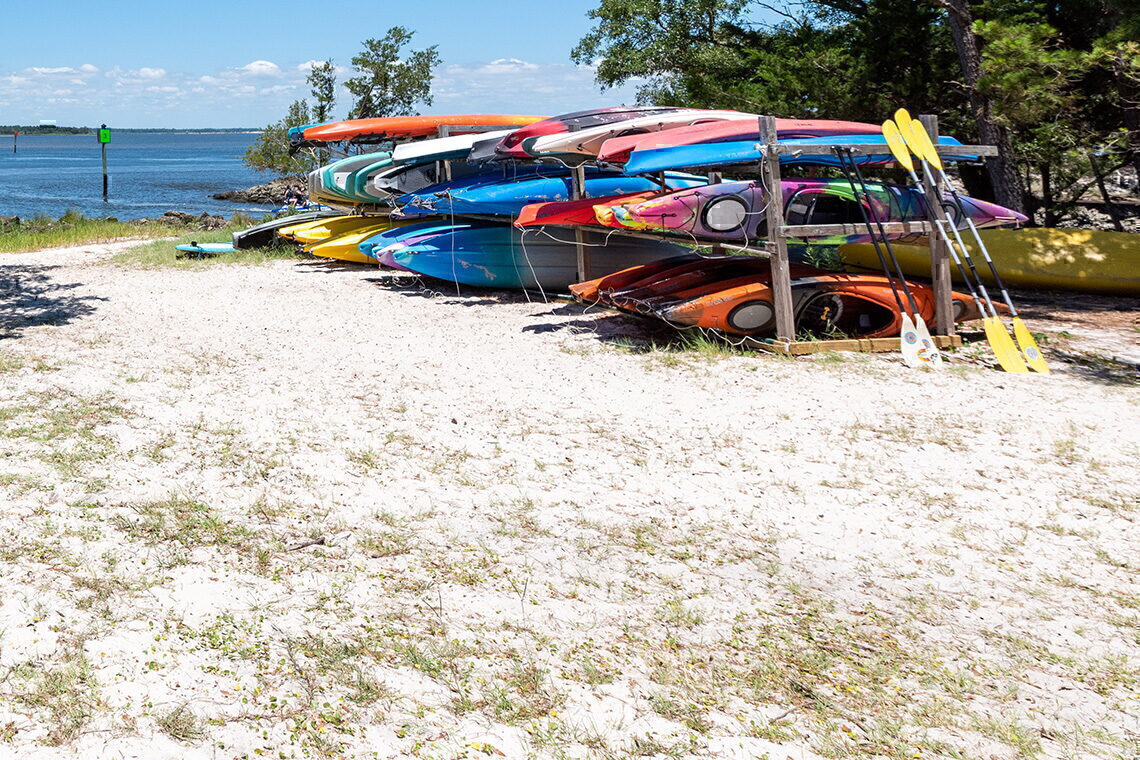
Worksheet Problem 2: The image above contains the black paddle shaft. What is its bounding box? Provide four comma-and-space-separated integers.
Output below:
845, 148, 922, 316
831, 147, 907, 315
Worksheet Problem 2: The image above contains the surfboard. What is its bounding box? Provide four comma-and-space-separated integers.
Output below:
175, 242, 234, 259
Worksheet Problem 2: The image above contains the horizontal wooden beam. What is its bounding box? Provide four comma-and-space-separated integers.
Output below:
761, 144, 998, 157
780, 221, 934, 237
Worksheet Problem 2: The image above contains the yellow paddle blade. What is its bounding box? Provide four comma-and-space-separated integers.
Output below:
882, 120, 915, 173
1013, 317, 1050, 373
908, 118, 945, 172
894, 108, 913, 131
984, 317, 1029, 373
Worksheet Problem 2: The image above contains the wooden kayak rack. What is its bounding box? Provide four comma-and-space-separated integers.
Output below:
563, 114, 999, 355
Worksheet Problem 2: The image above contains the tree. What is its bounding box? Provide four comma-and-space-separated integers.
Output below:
344, 27, 440, 119
307, 60, 337, 123
243, 99, 318, 176
574, 0, 1139, 224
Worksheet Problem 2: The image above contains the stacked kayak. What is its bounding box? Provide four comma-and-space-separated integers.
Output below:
577, 178, 1026, 244
394, 167, 707, 219
227, 109, 1057, 346
386, 225, 692, 291
570, 254, 986, 338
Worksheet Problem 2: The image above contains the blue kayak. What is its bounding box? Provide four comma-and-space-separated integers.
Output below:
357, 220, 490, 265
389, 224, 691, 291
624, 134, 971, 174
394, 168, 707, 219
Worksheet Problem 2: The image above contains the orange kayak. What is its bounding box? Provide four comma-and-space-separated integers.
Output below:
301, 114, 545, 143
571, 255, 986, 338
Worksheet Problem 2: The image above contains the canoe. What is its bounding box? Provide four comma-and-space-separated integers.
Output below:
570, 254, 984, 338
597, 118, 882, 163
389, 224, 692, 291
232, 210, 342, 249
393, 168, 707, 219
492, 106, 688, 160
524, 110, 753, 159
298, 114, 545, 145
623, 134, 972, 174
594, 178, 1025, 244
840, 227, 1140, 296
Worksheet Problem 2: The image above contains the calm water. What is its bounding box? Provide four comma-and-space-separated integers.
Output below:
0, 132, 276, 221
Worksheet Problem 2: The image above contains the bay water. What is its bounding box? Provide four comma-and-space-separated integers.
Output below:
0, 132, 277, 221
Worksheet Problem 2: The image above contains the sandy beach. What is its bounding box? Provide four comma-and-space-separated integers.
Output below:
0, 241, 1136, 760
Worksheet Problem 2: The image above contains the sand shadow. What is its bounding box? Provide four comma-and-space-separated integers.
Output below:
361, 273, 551, 308
0, 264, 106, 339
1049, 348, 1139, 386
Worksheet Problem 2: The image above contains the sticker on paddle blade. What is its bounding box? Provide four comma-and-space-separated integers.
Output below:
898, 314, 923, 368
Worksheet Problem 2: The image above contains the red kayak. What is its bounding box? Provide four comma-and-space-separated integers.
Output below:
493, 106, 689, 160
301, 114, 545, 144
597, 118, 882, 163
515, 191, 661, 228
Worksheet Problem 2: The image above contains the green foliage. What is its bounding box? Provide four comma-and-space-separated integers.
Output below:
242, 100, 319, 177
344, 26, 440, 119
575, 0, 1139, 226
307, 60, 337, 123
573, 0, 963, 128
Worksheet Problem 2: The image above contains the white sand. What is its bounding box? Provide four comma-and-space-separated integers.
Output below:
0, 241, 1136, 760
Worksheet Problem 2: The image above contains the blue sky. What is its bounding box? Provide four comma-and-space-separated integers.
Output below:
0, 0, 664, 128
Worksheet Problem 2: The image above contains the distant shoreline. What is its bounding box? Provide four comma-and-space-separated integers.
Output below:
0, 129, 262, 136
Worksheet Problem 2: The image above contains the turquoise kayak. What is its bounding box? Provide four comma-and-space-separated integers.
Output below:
389, 224, 691, 291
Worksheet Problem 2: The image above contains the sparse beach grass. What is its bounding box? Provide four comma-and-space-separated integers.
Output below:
0, 238, 1136, 760
108, 230, 301, 269
0, 210, 186, 254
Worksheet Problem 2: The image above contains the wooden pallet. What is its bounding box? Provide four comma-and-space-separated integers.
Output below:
743, 334, 963, 355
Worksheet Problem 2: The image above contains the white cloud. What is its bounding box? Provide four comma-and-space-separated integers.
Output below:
297, 60, 352, 77
136, 67, 166, 79
79, 64, 100, 74
477, 58, 541, 74
240, 60, 281, 77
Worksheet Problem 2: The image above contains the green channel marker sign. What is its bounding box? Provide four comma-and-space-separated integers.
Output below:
98, 128, 110, 143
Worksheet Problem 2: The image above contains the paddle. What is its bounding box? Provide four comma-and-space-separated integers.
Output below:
901, 117, 1048, 373
885, 111, 1028, 373
832, 146, 935, 368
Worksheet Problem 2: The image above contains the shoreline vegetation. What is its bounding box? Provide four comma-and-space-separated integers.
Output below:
0, 209, 262, 254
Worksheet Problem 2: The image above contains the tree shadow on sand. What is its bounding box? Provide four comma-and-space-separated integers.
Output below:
0, 264, 106, 339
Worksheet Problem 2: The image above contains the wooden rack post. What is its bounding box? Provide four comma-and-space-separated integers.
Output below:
919, 115, 953, 335
567, 123, 591, 282
745, 115, 998, 353
758, 116, 796, 342
708, 171, 724, 256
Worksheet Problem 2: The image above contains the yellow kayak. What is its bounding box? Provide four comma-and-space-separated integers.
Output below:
280, 214, 391, 245
840, 228, 1139, 296
305, 220, 418, 264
